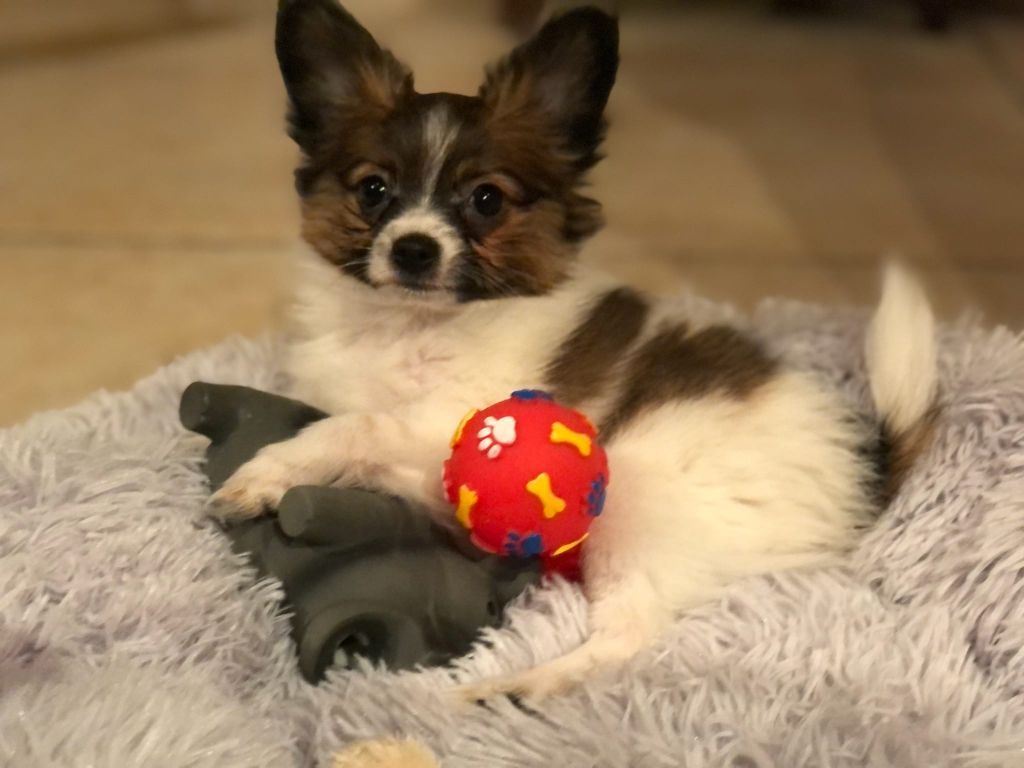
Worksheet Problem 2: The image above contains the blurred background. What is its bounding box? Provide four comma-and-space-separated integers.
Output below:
2, 0, 1022, 426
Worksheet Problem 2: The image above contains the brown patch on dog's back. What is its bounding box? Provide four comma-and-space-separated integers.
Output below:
600, 324, 779, 440
545, 288, 649, 406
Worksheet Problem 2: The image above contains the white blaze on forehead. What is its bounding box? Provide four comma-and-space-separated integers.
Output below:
364, 106, 462, 288
367, 205, 464, 286
420, 105, 459, 199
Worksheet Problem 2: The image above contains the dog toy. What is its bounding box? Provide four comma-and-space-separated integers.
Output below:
180, 382, 539, 683
443, 390, 609, 579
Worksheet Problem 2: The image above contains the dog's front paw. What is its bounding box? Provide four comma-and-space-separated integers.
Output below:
207, 451, 298, 520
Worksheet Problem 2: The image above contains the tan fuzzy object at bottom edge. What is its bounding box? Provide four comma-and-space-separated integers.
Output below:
332, 739, 440, 768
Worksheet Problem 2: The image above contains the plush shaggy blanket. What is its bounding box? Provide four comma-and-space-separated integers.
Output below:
3, 297, 1024, 768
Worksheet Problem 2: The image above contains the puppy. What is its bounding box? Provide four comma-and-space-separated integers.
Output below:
211, 0, 938, 701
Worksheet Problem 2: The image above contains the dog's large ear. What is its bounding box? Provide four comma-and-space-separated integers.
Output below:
276, 0, 411, 151
480, 7, 618, 167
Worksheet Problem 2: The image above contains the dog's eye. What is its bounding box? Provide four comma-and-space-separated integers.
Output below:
358, 175, 389, 211
470, 184, 504, 218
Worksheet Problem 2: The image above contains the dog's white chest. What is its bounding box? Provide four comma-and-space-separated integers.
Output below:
372, 332, 455, 397
294, 323, 460, 414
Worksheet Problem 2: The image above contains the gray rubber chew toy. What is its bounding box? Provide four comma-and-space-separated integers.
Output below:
179, 381, 540, 683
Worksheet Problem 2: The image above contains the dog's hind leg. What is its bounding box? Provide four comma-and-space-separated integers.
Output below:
455, 569, 673, 703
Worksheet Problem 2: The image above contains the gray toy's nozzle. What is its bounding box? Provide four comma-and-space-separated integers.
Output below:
180, 381, 237, 442
180, 381, 326, 490
278, 486, 432, 547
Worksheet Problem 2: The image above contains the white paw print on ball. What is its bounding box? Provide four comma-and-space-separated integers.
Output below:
477, 415, 517, 459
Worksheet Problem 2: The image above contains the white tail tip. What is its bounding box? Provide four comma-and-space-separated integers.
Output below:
865, 262, 937, 435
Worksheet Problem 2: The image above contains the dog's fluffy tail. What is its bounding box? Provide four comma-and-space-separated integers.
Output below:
864, 261, 938, 499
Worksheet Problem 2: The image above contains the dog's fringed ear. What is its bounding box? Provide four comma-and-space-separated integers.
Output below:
276, 0, 411, 151
480, 7, 619, 167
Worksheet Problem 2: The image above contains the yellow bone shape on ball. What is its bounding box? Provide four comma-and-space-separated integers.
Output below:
455, 484, 478, 530
552, 531, 589, 557
450, 408, 478, 448
549, 421, 592, 457
526, 472, 567, 519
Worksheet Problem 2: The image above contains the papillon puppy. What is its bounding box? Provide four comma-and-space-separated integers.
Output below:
211, 0, 938, 702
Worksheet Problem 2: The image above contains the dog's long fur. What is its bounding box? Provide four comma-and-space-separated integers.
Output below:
212, 0, 938, 702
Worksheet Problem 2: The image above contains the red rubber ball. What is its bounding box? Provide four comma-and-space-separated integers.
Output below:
442, 390, 608, 573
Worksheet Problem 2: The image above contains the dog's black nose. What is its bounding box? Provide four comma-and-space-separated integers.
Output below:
391, 234, 440, 279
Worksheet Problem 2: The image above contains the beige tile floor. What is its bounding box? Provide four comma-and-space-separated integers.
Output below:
2, 1, 1023, 426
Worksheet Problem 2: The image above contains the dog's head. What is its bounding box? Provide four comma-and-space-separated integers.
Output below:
276, 0, 618, 303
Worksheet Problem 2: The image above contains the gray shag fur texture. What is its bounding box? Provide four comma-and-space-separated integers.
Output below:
3, 297, 1024, 768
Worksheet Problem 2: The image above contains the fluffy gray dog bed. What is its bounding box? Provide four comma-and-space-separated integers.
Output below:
3, 297, 1024, 767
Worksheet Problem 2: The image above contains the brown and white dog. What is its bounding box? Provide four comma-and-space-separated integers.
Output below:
211, 0, 938, 702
